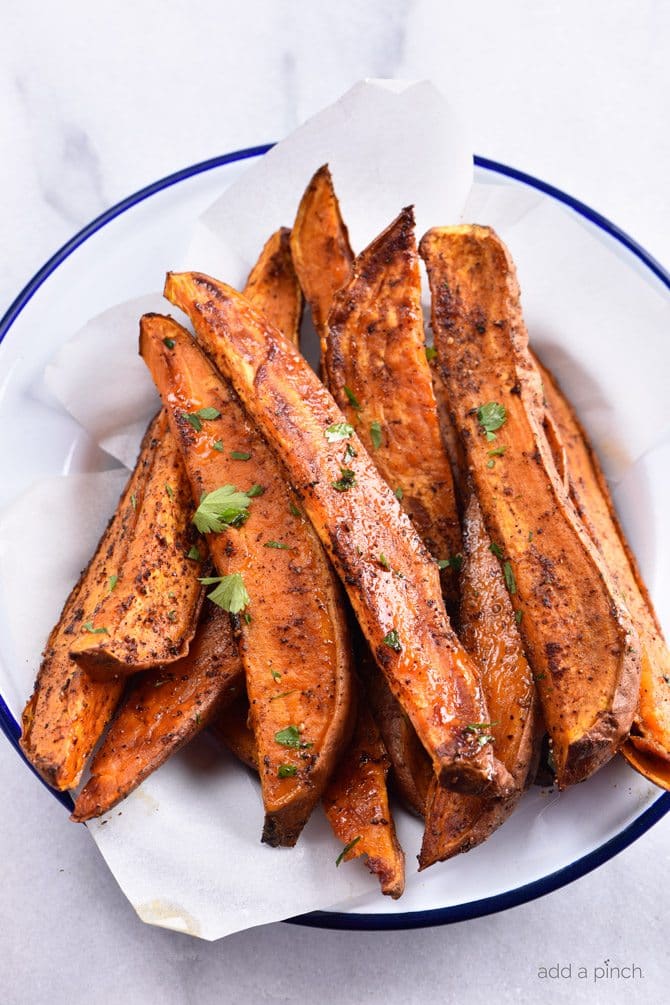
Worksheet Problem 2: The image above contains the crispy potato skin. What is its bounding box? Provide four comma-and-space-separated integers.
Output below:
243, 228, 303, 345
290, 164, 354, 356
140, 315, 353, 847
326, 207, 462, 607
71, 606, 243, 821
20, 417, 167, 789
419, 493, 538, 868
537, 356, 670, 787
70, 412, 203, 678
164, 271, 496, 796
421, 226, 640, 787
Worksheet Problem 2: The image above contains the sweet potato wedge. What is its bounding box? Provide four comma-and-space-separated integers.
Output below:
326, 207, 462, 607
210, 692, 258, 770
419, 492, 538, 868
20, 416, 166, 789
536, 356, 670, 787
140, 314, 353, 846
420, 225, 640, 787
290, 164, 354, 357
243, 227, 303, 344
72, 605, 243, 821
164, 271, 499, 796
69, 411, 204, 679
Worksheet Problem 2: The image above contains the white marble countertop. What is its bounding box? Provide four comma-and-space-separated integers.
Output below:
1, 2, 668, 1002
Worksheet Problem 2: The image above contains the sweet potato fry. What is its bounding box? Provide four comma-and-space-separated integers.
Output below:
326, 207, 462, 607
72, 605, 243, 821
419, 492, 538, 868
290, 164, 354, 357
164, 271, 499, 796
537, 356, 670, 788
421, 225, 640, 787
69, 411, 204, 678
140, 314, 353, 846
20, 416, 166, 789
243, 227, 303, 344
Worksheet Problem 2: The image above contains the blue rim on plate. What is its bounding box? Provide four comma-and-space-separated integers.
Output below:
1, 145, 669, 930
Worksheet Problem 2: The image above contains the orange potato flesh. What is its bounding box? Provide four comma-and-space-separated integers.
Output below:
326, 207, 462, 608
419, 493, 538, 868
243, 227, 303, 345
421, 225, 640, 787
536, 355, 670, 788
70, 411, 203, 678
290, 164, 354, 358
71, 605, 243, 821
140, 314, 353, 847
163, 271, 496, 796
20, 416, 166, 789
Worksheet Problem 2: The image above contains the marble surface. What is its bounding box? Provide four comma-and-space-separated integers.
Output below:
1, 2, 668, 1002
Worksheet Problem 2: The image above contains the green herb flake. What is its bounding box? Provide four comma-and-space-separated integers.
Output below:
231, 450, 251, 460
336, 835, 362, 867
274, 725, 312, 750
265, 540, 292, 550
196, 407, 221, 421
289, 502, 302, 518
425, 346, 437, 362
465, 721, 498, 748
438, 554, 463, 572
82, 621, 109, 635
369, 420, 383, 450
486, 459, 495, 469
186, 546, 201, 561
378, 554, 391, 570
195, 712, 201, 725
165, 483, 174, 499
278, 764, 297, 778
533, 673, 547, 682
477, 402, 507, 441
528, 531, 534, 542
271, 669, 282, 682
184, 412, 203, 432
489, 542, 504, 559
343, 386, 362, 411
243, 612, 252, 625
437, 559, 449, 570
515, 609, 523, 625
503, 560, 517, 595
212, 440, 224, 452
108, 575, 118, 592
383, 629, 402, 652
324, 422, 354, 443
269, 690, 297, 702
343, 442, 357, 459
163, 337, 176, 350
192, 485, 254, 533
199, 572, 250, 614
394, 486, 403, 501
488, 446, 507, 457
167, 610, 176, 623
246, 484, 264, 498
130, 494, 137, 511
332, 468, 356, 492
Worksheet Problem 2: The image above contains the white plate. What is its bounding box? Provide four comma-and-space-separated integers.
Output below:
1, 148, 668, 930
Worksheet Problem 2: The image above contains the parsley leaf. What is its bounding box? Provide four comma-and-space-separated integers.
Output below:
167, 610, 176, 623
383, 629, 402, 652
271, 669, 282, 682
246, 484, 264, 497
332, 468, 356, 492
192, 485, 254, 533
325, 422, 354, 443
336, 836, 362, 866
465, 721, 498, 747
186, 546, 201, 561
163, 337, 175, 349
515, 609, 523, 625
477, 402, 507, 441
378, 554, 391, 570
488, 446, 507, 457
343, 386, 362, 411
265, 540, 292, 550
199, 572, 250, 613
489, 542, 504, 559
369, 420, 383, 450
275, 725, 312, 749
503, 560, 517, 595
212, 440, 224, 452
230, 450, 251, 460
196, 407, 221, 421
437, 554, 463, 572
278, 764, 297, 778
184, 412, 203, 432
425, 345, 437, 362
394, 486, 403, 500
108, 575, 118, 592
289, 502, 302, 518
82, 621, 109, 635
165, 483, 174, 498
130, 494, 137, 511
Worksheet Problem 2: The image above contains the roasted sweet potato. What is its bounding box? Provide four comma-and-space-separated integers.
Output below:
20, 416, 167, 789
164, 271, 501, 796
72, 605, 243, 821
69, 411, 204, 679
419, 492, 538, 868
326, 207, 462, 607
210, 692, 258, 770
243, 227, 303, 344
140, 314, 353, 846
290, 164, 354, 358
537, 356, 670, 788
421, 225, 640, 787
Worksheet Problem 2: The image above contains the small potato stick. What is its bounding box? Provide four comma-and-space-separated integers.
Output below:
20, 415, 165, 789
326, 206, 462, 608
290, 164, 354, 358
421, 225, 640, 787
537, 355, 670, 789
140, 314, 353, 847
243, 227, 303, 345
72, 605, 243, 821
164, 271, 498, 796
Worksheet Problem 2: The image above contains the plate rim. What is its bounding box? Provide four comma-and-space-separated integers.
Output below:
1, 145, 669, 931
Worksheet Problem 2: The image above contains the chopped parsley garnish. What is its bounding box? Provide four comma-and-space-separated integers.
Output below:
515, 609, 523, 625
438, 554, 463, 572
528, 531, 534, 542
425, 346, 437, 362
489, 542, 504, 559
163, 337, 175, 349
378, 554, 391, 570
269, 690, 297, 702
465, 721, 498, 747
289, 502, 302, 518
488, 446, 507, 457
246, 484, 264, 497
477, 402, 507, 441
184, 412, 203, 432
192, 485, 255, 533
271, 669, 282, 682
343, 386, 362, 411
324, 422, 354, 443
369, 421, 383, 450
486, 459, 495, 469
109, 575, 118, 592
394, 486, 403, 501
187, 546, 201, 561
265, 540, 292, 550
165, 483, 174, 498
243, 612, 252, 624
130, 494, 137, 511
82, 621, 108, 635
213, 440, 224, 452
383, 629, 401, 652
278, 764, 297, 778
167, 610, 176, 623
343, 442, 357, 459
230, 450, 251, 460
336, 836, 362, 866
332, 468, 356, 492
195, 712, 201, 725
184, 407, 221, 432
503, 560, 517, 595
199, 572, 250, 613
275, 725, 312, 749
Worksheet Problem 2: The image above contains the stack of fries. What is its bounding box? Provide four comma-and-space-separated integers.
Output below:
20, 167, 670, 898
